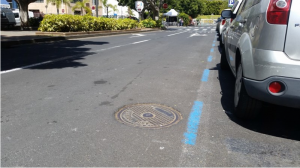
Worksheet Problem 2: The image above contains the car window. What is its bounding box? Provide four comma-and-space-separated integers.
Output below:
231, 0, 240, 12
241, 0, 261, 12
14, 13, 19, 18
237, 0, 247, 15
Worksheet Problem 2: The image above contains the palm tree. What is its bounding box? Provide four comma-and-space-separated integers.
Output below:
110, 4, 118, 16
72, 0, 92, 16
46, 0, 71, 15
101, 0, 113, 18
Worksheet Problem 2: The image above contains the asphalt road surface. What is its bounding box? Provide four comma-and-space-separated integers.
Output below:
1, 25, 300, 167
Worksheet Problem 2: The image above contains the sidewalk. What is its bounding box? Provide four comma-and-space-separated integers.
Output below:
1, 28, 160, 48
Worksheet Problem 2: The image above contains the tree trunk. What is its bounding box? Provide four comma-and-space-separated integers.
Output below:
106, 7, 108, 18
57, 8, 59, 15
81, 7, 83, 16
18, 1, 29, 27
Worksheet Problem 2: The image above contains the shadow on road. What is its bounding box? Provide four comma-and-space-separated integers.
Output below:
215, 45, 300, 141
1, 40, 109, 71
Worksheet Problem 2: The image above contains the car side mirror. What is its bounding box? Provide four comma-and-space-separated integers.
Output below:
221, 10, 233, 19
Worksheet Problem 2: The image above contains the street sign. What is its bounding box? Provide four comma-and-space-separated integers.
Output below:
228, 0, 235, 7
62, 9, 64, 13
163, 3, 168, 9
135, 1, 144, 13
92, 6, 95, 10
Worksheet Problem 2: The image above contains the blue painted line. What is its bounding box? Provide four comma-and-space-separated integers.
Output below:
201, 69, 210, 82
182, 101, 204, 145
210, 48, 214, 52
212, 44, 215, 47
207, 56, 213, 62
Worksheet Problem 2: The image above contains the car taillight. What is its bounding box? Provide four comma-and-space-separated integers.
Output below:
269, 82, 283, 93
222, 19, 226, 25
230, 18, 233, 23
267, 0, 291, 24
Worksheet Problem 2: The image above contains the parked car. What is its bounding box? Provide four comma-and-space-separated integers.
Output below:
219, 0, 243, 47
217, 9, 231, 35
220, 0, 300, 119
215, 17, 223, 33
1, 7, 16, 28
12, 9, 34, 27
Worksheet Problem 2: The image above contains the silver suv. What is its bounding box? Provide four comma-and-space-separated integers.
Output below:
221, 0, 300, 119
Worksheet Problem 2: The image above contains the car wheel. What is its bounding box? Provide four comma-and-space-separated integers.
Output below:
220, 45, 229, 70
219, 35, 223, 47
233, 63, 262, 119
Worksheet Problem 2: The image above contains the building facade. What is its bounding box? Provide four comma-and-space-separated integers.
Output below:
28, 0, 103, 16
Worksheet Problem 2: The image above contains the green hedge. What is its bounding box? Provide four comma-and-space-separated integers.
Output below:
178, 13, 190, 26
38, 14, 142, 32
141, 18, 157, 28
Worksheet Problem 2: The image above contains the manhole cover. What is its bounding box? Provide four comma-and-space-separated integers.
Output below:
115, 104, 182, 129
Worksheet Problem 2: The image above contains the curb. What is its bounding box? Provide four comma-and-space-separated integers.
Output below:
1, 28, 161, 48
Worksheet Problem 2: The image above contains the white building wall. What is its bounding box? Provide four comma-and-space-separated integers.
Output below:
102, 0, 139, 18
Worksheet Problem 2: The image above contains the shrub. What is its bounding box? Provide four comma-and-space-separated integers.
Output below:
38, 14, 140, 32
178, 13, 190, 26
141, 18, 157, 28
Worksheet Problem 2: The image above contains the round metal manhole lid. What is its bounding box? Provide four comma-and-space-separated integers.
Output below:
115, 104, 182, 129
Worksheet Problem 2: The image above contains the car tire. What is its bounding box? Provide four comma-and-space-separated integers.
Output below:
219, 35, 223, 47
220, 45, 229, 70
233, 63, 262, 119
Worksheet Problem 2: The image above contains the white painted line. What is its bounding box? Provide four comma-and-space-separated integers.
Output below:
203, 29, 207, 31
129, 34, 145, 38
1, 57, 72, 74
132, 39, 150, 44
189, 33, 208, 37
194, 29, 199, 31
167, 31, 188, 37
1, 39, 151, 74
211, 29, 215, 31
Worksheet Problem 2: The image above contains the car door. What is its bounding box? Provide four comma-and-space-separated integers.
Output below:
227, 0, 247, 73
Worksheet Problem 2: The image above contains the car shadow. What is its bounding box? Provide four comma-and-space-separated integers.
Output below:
216, 45, 300, 141
1, 40, 109, 70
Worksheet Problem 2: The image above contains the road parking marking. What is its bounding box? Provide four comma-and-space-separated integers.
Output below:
201, 69, 210, 82
182, 101, 204, 145
207, 56, 213, 62
212, 44, 215, 47
167, 31, 188, 36
210, 48, 214, 52
129, 34, 145, 38
132, 39, 150, 44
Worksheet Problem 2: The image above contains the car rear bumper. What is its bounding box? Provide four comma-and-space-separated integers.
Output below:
243, 49, 300, 80
243, 77, 300, 109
